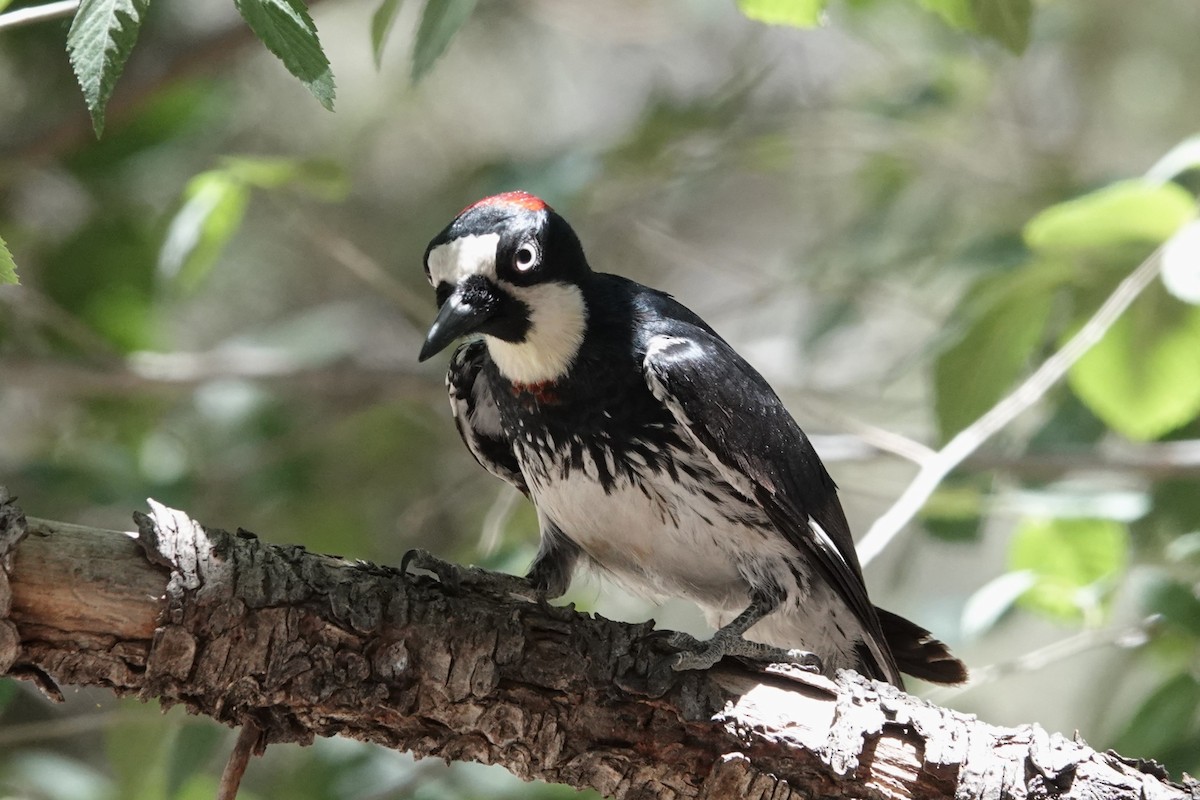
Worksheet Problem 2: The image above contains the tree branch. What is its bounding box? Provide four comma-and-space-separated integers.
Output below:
0, 0, 78, 33
0, 488, 1190, 799
858, 246, 1167, 566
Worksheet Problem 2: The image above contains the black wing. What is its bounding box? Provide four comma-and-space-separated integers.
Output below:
641, 324, 901, 684
447, 340, 527, 495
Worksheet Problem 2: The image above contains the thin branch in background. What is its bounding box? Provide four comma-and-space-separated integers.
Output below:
478, 485, 522, 556
857, 246, 1167, 566
927, 616, 1157, 705
0, 285, 124, 367
812, 433, 1200, 477
962, 439, 1200, 479
807, 415, 935, 465
290, 213, 432, 333
0, 710, 128, 747
0, 0, 77, 32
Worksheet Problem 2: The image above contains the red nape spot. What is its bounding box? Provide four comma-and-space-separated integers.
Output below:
510, 380, 561, 406
460, 191, 550, 215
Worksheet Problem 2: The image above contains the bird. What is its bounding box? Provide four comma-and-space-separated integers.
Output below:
414, 190, 967, 687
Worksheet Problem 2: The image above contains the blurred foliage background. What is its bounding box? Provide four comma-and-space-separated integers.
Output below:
2, 0, 1200, 797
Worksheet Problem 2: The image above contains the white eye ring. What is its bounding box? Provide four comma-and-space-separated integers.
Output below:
514, 242, 540, 272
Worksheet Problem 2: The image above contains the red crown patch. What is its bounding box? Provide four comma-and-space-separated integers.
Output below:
460, 191, 550, 215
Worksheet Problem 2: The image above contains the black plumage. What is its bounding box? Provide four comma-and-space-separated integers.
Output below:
420, 191, 966, 687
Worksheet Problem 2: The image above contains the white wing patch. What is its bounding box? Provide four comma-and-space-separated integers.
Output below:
806, 516, 855, 583
426, 233, 500, 286
643, 334, 759, 503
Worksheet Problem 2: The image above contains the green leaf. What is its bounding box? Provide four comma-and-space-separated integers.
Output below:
158, 171, 250, 292
220, 155, 349, 199
1009, 517, 1129, 622
915, 0, 974, 30
972, 0, 1031, 53
0, 232, 17, 285
1145, 577, 1200, 638
914, 0, 1030, 51
371, 0, 403, 69
1157, 481, 1200, 544
1024, 180, 1196, 256
1069, 288, 1200, 440
934, 262, 1065, 439
736, 0, 826, 27
411, 0, 477, 81
1146, 135, 1200, 183
1115, 673, 1200, 761
67, 0, 152, 136
920, 476, 992, 542
234, 0, 335, 111
1027, 392, 1107, 452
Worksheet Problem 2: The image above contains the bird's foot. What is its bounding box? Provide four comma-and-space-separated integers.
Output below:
400, 548, 540, 600
667, 629, 824, 673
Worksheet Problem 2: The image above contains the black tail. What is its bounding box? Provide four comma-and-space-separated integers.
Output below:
876, 607, 968, 685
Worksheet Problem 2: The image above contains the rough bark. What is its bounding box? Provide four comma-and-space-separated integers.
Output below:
0, 488, 1192, 800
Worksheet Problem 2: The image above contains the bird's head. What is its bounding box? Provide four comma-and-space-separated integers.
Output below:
419, 191, 591, 385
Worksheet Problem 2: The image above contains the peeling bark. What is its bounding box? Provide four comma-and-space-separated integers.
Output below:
0, 488, 1194, 800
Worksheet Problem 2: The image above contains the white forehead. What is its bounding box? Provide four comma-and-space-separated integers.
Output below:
426, 233, 500, 286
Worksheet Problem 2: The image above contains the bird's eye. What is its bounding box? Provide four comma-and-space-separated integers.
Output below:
514, 242, 540, 273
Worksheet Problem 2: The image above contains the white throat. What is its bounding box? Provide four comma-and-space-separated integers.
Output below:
487, 282, 587, 385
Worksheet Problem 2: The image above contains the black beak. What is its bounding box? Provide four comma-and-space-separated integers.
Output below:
418, 286, 497, 362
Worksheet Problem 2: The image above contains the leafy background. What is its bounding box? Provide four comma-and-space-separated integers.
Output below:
2, 0, 1200, 797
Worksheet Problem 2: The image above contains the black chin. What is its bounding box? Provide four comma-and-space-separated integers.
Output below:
477, 302, 530, 344
419, 276, 530, 361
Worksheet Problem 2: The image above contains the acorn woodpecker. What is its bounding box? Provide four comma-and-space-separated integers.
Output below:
415, 191, 966, 687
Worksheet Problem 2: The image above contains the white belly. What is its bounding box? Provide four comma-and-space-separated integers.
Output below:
516, 435, 878, 673
519, 438, 798, 613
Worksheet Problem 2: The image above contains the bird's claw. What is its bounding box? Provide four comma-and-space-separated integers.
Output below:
666, 629, 825, 674
764, 649, 824, 676
400, 548, 465, 588
401, 548, 542, 601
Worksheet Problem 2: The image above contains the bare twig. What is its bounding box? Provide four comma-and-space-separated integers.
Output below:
0, 285, 124, 367
961, 440, 1200, 479
807, 418, 934, 465
0, 0, 77, 32
478, 485, 522, 556
928, 617, 1157, 706
217, 720, 263, 800
0, 711, 129, 747
858, 246, 1167, 566
291, 214, 432, 332
808, 433, 1200, 477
